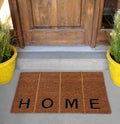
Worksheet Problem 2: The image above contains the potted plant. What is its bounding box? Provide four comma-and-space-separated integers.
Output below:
0, 19, 17, 85
107, 9, 120, 87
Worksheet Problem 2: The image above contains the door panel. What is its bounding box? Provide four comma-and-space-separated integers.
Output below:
31, 0, 81, 27
32, 0, 57, 27
57, 0, 81, 26
10, 0, 96, 46
30, 28, 84, 45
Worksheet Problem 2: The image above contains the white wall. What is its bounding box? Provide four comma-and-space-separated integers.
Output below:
0, 0, 12, 26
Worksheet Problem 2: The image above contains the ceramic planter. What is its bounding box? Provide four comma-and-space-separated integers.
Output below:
0, 45, 17, 85
107, 48, 120, 87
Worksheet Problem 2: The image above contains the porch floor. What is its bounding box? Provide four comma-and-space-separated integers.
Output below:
0, 46, 120, 124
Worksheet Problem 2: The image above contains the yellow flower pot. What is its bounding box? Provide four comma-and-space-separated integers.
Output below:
0, 45, 17, 85
107, 49, 120, 87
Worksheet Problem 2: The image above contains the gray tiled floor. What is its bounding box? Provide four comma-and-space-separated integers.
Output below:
0, 46, 120, 124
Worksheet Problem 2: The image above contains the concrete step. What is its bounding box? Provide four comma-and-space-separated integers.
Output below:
16, 46, 109, 71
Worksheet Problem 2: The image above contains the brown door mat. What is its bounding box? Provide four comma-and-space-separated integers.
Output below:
11, 72, 111, 113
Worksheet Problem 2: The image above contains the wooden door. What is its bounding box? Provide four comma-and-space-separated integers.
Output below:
9, 0, 96, 47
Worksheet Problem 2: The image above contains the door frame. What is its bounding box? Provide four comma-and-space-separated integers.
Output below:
95, 0, 120, 46
9, 0, 24, 48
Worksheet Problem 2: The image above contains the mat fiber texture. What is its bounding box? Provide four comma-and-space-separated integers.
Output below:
11, 72, 111, 113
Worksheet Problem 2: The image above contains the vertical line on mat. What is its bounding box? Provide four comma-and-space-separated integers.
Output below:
81, 72, 86, 113
33, 73, 41, 112
58, 72, 62, 112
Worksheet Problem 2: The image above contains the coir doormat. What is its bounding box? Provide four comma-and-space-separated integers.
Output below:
11, 72, 111, 113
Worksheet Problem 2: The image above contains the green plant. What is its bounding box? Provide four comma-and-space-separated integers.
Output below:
0, 19, 13, 63
110, 9, 120, 63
